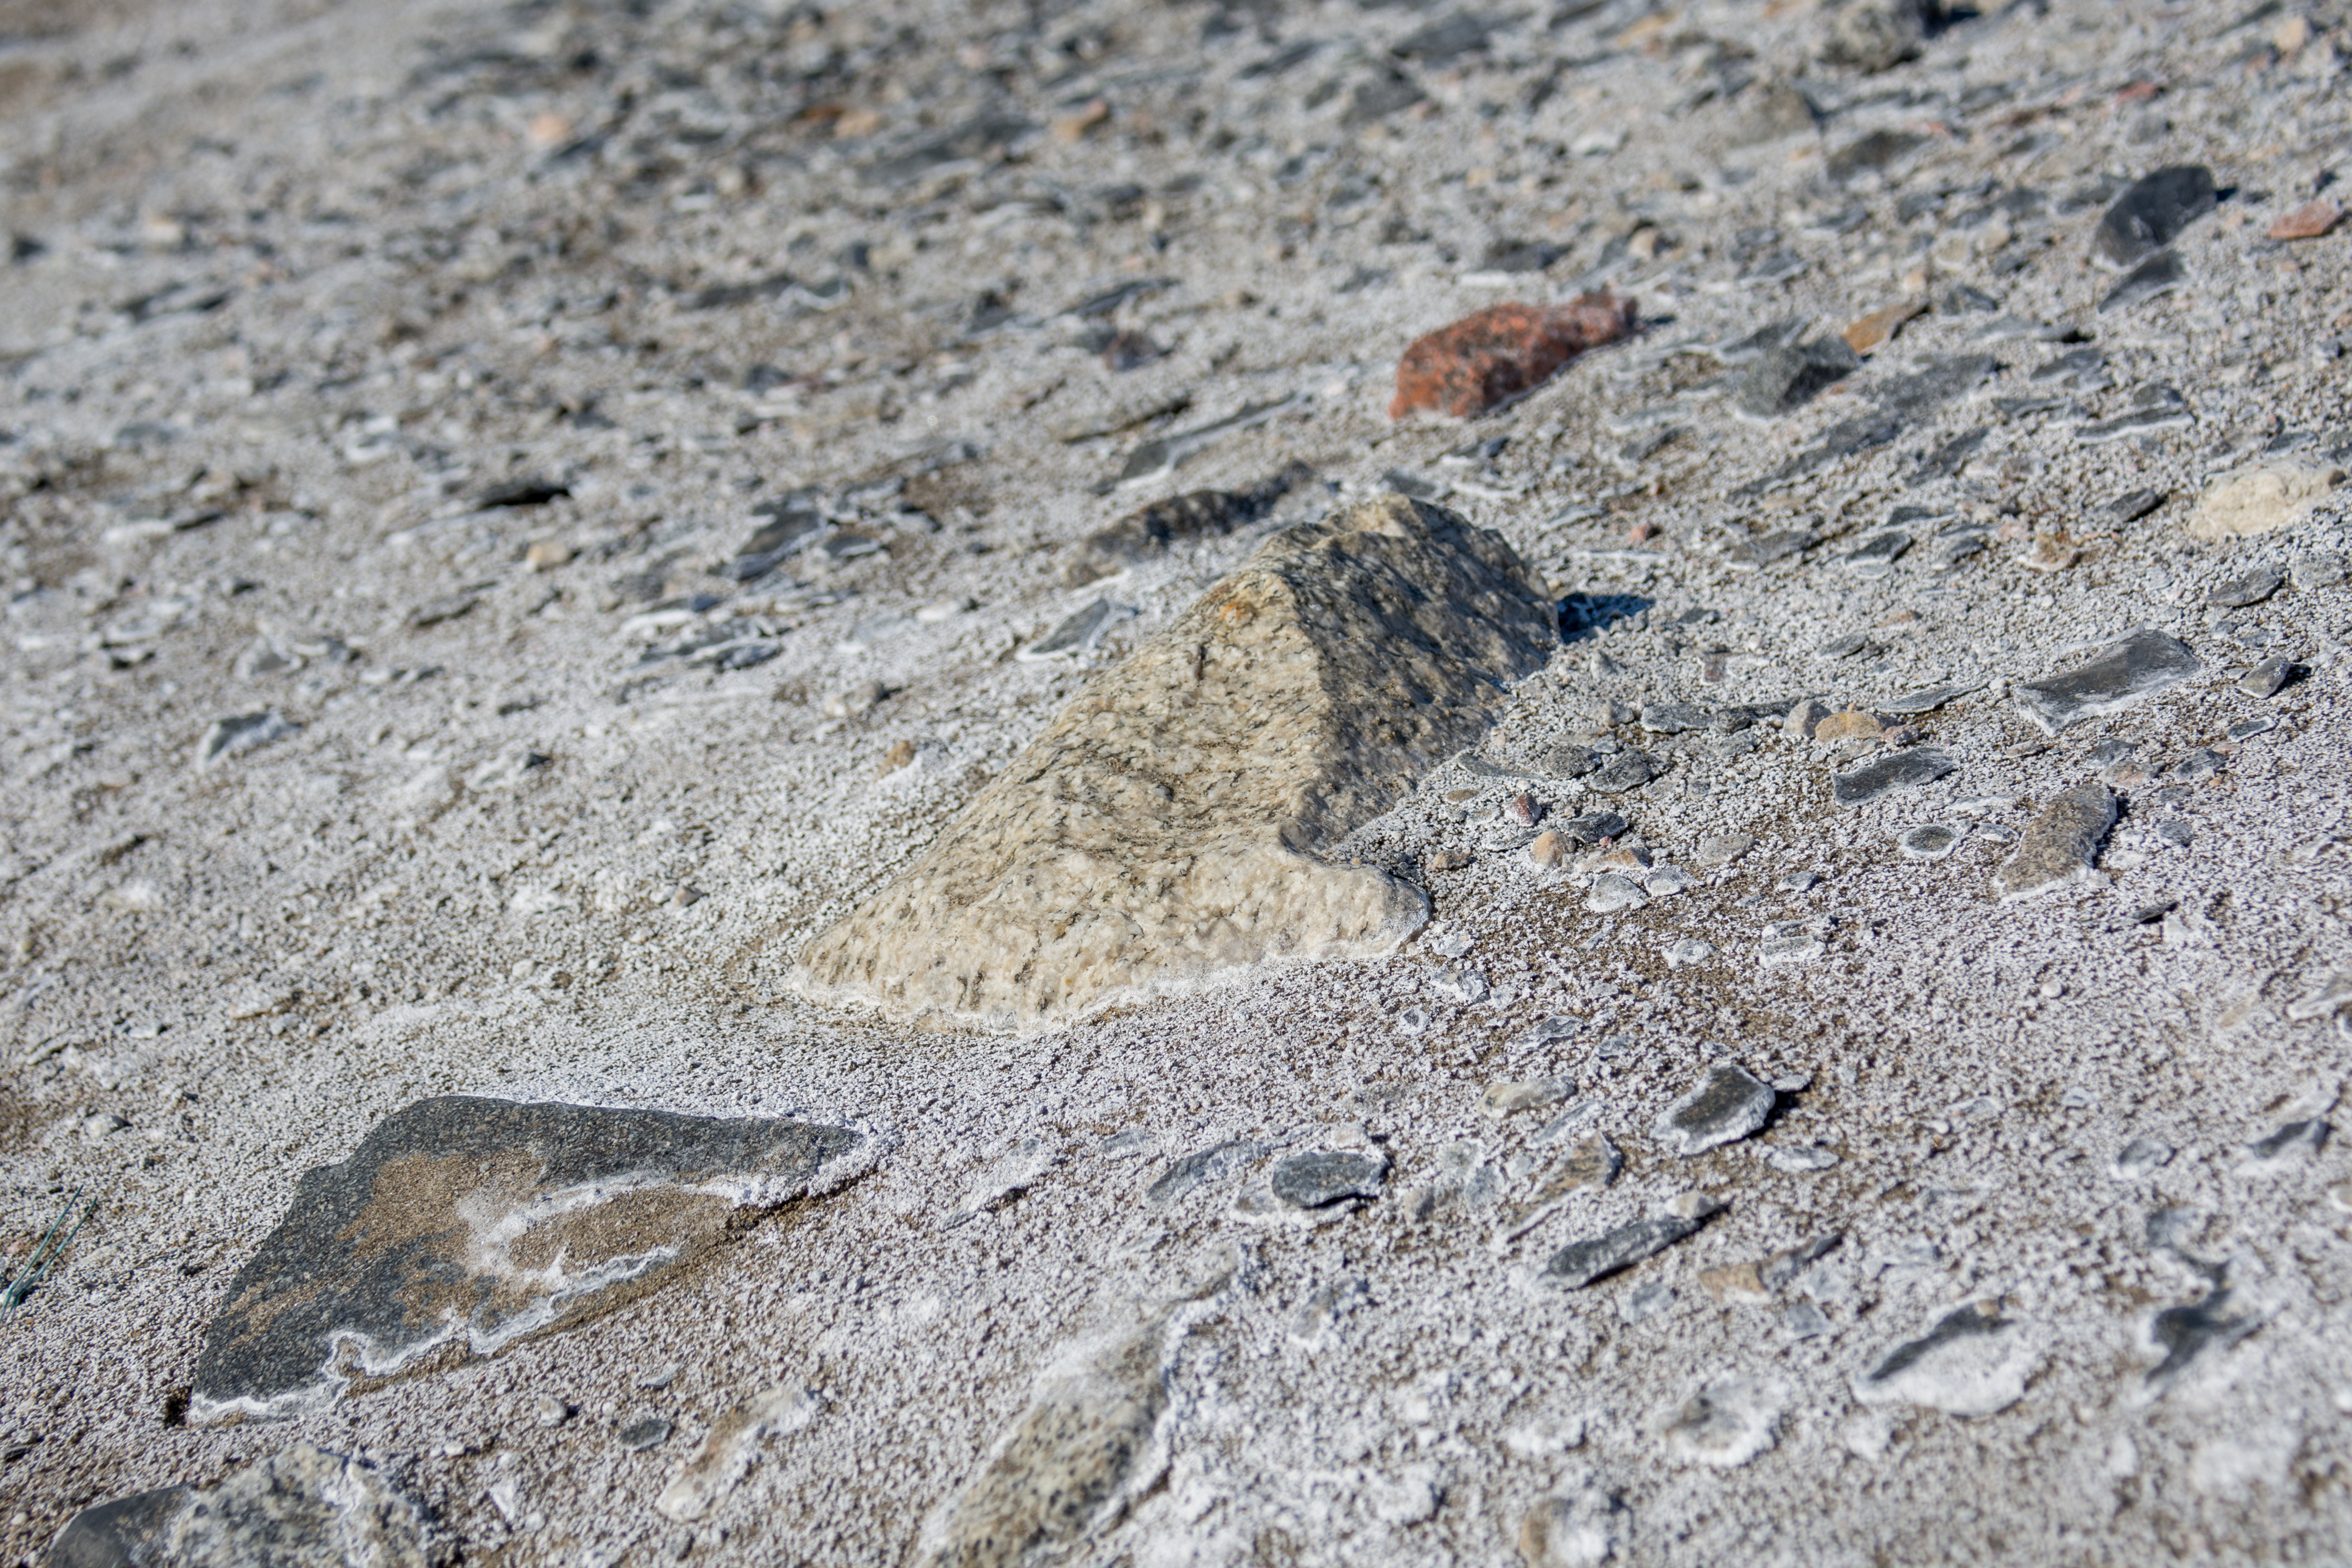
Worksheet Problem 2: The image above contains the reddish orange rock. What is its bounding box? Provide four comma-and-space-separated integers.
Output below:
2270, 199, 2343, 241
1388, 294, 1637, 419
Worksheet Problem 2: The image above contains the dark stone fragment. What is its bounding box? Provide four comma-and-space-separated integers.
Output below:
1146, 1139, 1264, 1205
477, 477, 569, 509
1268, 1151, 1388, 1208
1941, 283, 2002, 314
722, 499, 827, 581
189, 1097, 860, 1420
1541, 744, 1596, 778
2032, 346, 2110, 390
1865, 1303, 2009, 1385
2102, 487, 2166, 523
619, 1415, 674, 1452
1587, 751, 1655, 794
2095, 166, 2216, 266
1344, 71, 1426, 127
687, 273, 797, 310
1541, 1213, 1709, 1289
2206, 565, 2282, 607
861, 113, 1038, 188
1239, 39, 1323, 78
1064, 467, 1309, 587
2147, 1288, 2257, 1390
45, 1486, 192, 1568
2013, 629, 2200, 734
1912, 427, 1989, 482
1872, 354, 1996, 418
1069, 277, 1177, 319
1394, 9, 1494, 62
1639, 702, 1709, 734
1830, 747, 1956, 807
2247, 1118, 2330, 1163
1826, 129, 1925, 183
2166, 748, 2226, 783
2098, 249, 2185, 313
1478, 238, 1563, 274
1554, 810, 1629, 845
1736, 337, 1862, 417
1653, 1062, 1775, 1156
406, 594, 477, 628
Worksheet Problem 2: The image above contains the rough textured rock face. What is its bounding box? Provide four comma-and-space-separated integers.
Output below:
1388, 296, 1638, 419
796, 496, 1556, 1031
189, 1098, 863, 1422
2187, 463, 2346, 540
920, 1311, 1186, 1568
1994, 783, 2117, 901
49, 1447, 429, 1568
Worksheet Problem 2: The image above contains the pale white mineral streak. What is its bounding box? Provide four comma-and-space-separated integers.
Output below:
795, 494, 1556, 1030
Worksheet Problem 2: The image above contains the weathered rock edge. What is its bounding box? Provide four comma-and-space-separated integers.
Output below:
795, 494, 1558, 1031
188, 1097, 864, 1424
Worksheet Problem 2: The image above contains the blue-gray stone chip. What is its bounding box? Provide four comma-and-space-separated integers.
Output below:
1830, 747, 1956, 807
1541, 1213, 1712, 1289
1268, 1151, 1388, 1209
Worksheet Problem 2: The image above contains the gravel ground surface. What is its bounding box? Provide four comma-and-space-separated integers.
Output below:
3, 0, 2351, 1562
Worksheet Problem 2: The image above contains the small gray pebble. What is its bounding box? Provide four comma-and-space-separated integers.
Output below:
618, 1415, 674, 1452
1898, 824, 1961, 861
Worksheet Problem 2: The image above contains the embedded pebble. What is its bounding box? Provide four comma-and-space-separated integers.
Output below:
2146, 1289, 2259, 1392
1431, 964, 1489, 1005
1269, 1151, 1389, 1209
1764, 1144, 1840, 1174
2112, 1138, 2175, 1180
1653, 1063, 1776, 1158
1831, 747, 1956, 807
1585, 873, 1649, 914
2242, 1119, 2330, 1171
2013, 630, 2201, 734
196, 711, 296, 770
1898, 824, 1962, 861
2240, 657, 2293, 699
1661, 1379, 1783, 1469
1694, 833, 1755, 867
1540, 1212, 1712, 1290
1482, 1079, 1571, 1120
1662, 937, 1717, 969
620, 1415, 676, 1452
2208, 565, 2284, 608
1390, 296, 1639, 419
1852, 1304, 2040, 1417
1994, 783, 2116, 901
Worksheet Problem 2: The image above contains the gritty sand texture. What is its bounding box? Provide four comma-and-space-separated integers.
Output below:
2, 0, 2352, 1561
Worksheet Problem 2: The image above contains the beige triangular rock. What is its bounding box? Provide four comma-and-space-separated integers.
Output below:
794, 495, 1556, 1031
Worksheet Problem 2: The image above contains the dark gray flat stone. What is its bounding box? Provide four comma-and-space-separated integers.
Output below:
2098, 249, 2186, 313
1830, 747, 1956, 807
1541, 1212, 1710, 1289
45, 1486, 191, 1568
1018, 597, 1132, 661
1881, 679, 1984, 715
1145, 1139, 1266, 1205
1268, 1151, 1388, 1209
2094, 165, 2215, 266
2147, 1288, 2258, 1391
189, 1097, 861, 1422
1587, 752, 1655, 794
2207, 564, 2283, 607
2012, 629, 2201, 734
1653, 1062, 1775, 1156
1736, 337, 1862, 418
49, 1447, 426, 1568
